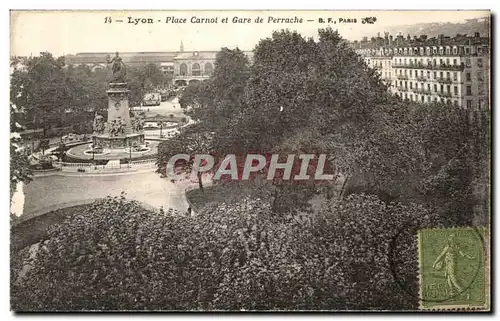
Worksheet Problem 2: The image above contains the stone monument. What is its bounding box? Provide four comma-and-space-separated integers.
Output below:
92, 52, 145, 150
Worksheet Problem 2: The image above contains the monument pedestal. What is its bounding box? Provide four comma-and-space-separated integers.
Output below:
92, 82, 145, 150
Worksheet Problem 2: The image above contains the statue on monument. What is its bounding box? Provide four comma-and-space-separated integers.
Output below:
132, 113, 145, 132
106, 52, 127, 83
92, 112, 105, 134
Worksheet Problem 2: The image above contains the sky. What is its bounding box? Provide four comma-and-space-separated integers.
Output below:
10, 10, 489, 57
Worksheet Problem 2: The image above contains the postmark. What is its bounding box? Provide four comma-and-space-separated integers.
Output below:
417, 227, 489, 310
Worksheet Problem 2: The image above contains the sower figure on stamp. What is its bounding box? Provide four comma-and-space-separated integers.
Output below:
433, 234, 475, 299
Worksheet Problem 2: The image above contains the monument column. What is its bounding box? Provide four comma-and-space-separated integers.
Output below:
92, 52, 145, 151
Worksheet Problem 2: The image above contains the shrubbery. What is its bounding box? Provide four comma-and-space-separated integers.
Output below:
12, 194, 445, 311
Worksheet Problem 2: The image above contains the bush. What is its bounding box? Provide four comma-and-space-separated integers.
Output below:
11, 194, 444, 311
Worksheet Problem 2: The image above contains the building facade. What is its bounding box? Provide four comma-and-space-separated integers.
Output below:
352, 32, 490, 110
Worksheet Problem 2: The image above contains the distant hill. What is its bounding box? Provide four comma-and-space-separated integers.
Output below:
372, 17, 490, 39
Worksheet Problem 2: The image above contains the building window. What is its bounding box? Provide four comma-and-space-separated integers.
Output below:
204, 62, 214, 75
478, 84, 484, 95
410, 70, 413, 77
439, 59, 443, 65
447, 85, 451, 93
433, 58, 437, 65
415, 83, 419, 89
427, 84, 431, 91
454, 86, 458, 95
478, 47, 483, 54
440, 71, 443, 79
433, 72, 437, 79
427, 71, 431, 79
404, 69, 408, 76
400, 81, 403, 87
466, 85, 472, 96
446, 72, 450, 79
466, 100, 472, 109
453, 47, 458, 54
420, 70, 424, 77
405, 93, 408, 100
410, 95, 413, 101
421, 96, 425, 103
478, 99, 484, 110
179, 63, 188, 76
405, 81, 408, 88
466, 72, 471, 81
191, 63, 201, 76
434, 84, 437, 92
465, 47, 470, 55
466, 58, 471, 67
410, 82, 413, 89
453, 72, 458, 81
446, 58, 450, 65
440, 84, 444, 93
453, 59, 457, 65
454, 100, 458, 107
477, 71, 484, 82
478, 58, 483, 68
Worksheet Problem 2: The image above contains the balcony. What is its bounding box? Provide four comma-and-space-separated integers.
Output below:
437, 91, 452, 98
438, 63, 465, 71
416, 76, 427, 81
436, 77, 452, 84
396, 86, 408, 92
392, 62, 425, 69
396, 74, 409, 80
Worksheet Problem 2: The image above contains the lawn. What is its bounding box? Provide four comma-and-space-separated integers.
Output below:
11, 204, 90, 253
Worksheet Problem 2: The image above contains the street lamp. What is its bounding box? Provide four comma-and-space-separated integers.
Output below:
129, 142, 132, 168
92, 143, 96, 169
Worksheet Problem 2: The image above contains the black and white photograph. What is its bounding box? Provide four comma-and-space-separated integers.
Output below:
9, 10, 491, 312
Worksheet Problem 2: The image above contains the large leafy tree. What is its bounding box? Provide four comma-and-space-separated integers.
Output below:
156, 124, 214, 192
127, 63, 169, 106
10, 52, 72, 133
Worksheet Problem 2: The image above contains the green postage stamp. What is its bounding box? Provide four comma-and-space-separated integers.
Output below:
418, 227, 489, 310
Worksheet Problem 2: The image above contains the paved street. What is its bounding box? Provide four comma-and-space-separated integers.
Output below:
139, 97, 185, 118
21, 171, 192, 220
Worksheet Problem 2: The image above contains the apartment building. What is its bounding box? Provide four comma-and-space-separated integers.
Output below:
352, 32, 490, 110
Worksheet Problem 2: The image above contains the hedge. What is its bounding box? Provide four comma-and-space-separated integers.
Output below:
11, 194, 444, 311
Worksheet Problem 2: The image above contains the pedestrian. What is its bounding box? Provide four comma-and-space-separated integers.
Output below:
186, 207, 192, 217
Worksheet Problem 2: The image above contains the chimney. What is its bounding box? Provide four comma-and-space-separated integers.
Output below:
407, 34, 411, 41
438, 34, 444, 45
389, 35, 393, 46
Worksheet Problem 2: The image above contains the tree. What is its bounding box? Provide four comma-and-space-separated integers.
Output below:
10, 134, 32, 199
127, 63, 169, 106
10, 52, 72, 133
156, 124, 214, 192
39, 138, 50, 154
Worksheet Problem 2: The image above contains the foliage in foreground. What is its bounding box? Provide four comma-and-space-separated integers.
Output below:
12, 195, 444, 311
